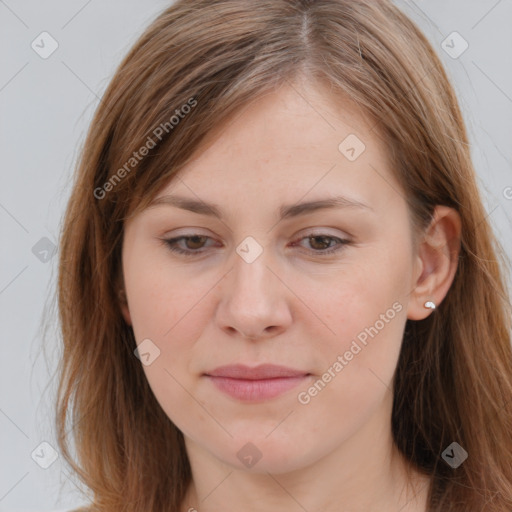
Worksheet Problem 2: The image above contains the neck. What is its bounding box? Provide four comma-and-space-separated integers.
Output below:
179, 407, 430, 511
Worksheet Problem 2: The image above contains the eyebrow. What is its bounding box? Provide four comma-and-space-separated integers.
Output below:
147, 194, 374, 220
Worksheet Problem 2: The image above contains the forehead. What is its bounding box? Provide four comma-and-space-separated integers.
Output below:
154, 81, 401, 213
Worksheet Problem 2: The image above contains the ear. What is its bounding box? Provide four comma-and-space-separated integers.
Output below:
117, 287, 132, 326
407, 205, 461, 320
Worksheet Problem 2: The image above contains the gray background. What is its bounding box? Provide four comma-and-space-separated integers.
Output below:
1, 1, 511, 511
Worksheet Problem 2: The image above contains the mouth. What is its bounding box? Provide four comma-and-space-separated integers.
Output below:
203, 364, 312, 402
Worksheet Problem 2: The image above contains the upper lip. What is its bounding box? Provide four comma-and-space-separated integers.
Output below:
205, 364, 310, 380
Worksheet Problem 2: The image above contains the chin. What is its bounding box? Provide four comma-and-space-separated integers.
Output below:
205, 434, 320, 475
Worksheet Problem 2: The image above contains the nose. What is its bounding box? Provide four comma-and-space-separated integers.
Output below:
214, 245, 293, 341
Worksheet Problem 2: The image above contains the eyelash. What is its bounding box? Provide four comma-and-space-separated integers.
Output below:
161, 232, 351, 258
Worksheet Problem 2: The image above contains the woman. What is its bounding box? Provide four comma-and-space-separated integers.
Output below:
56, 0, 512, 510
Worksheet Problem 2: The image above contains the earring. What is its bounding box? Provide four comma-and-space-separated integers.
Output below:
424, 300, 436, 310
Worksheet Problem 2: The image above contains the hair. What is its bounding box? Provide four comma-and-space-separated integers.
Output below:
54, 0, 512, 510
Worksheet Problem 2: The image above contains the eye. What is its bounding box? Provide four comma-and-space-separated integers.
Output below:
161, 234, 216, 256
161, 232, 351, 258
291, 232, 351, 256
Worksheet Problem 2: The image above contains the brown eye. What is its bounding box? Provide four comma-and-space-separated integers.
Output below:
308, 235, 335, 250
184, 235, 208, 250
293, 232, 351, 256
162, 235, 216, 256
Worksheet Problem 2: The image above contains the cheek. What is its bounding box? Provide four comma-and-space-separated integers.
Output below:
301, 245, 410, 390
123, 243, 210, 343
309, 283, 406, 386
308, 248, 409, 335
291, 273, 407, 454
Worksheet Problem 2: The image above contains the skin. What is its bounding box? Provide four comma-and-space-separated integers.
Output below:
120, 78, 461, 512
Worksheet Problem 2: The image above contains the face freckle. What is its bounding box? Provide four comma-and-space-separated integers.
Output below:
120, 80, 417, 475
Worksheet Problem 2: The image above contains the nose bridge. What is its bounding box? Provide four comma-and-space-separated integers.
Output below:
230, 236, 274, 300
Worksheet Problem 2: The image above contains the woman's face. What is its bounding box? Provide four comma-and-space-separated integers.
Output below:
120, 80, 424, 473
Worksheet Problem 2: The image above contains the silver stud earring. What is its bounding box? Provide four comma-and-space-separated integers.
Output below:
424, 300, 436, 310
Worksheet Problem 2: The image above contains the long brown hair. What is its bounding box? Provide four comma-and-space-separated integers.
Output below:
55, 0, 512, 510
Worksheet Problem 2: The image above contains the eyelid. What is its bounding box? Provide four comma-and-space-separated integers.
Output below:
294, 226, 352, 239
290, 231, 352, 255
162, 226, 351, 240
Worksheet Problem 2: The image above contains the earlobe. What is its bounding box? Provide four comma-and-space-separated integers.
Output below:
407, 205, 461, 320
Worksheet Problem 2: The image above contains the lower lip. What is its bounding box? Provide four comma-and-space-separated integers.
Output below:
205, 375, 310, 401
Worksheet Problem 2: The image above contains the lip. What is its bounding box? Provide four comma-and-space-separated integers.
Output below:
204, 364, 311, 402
